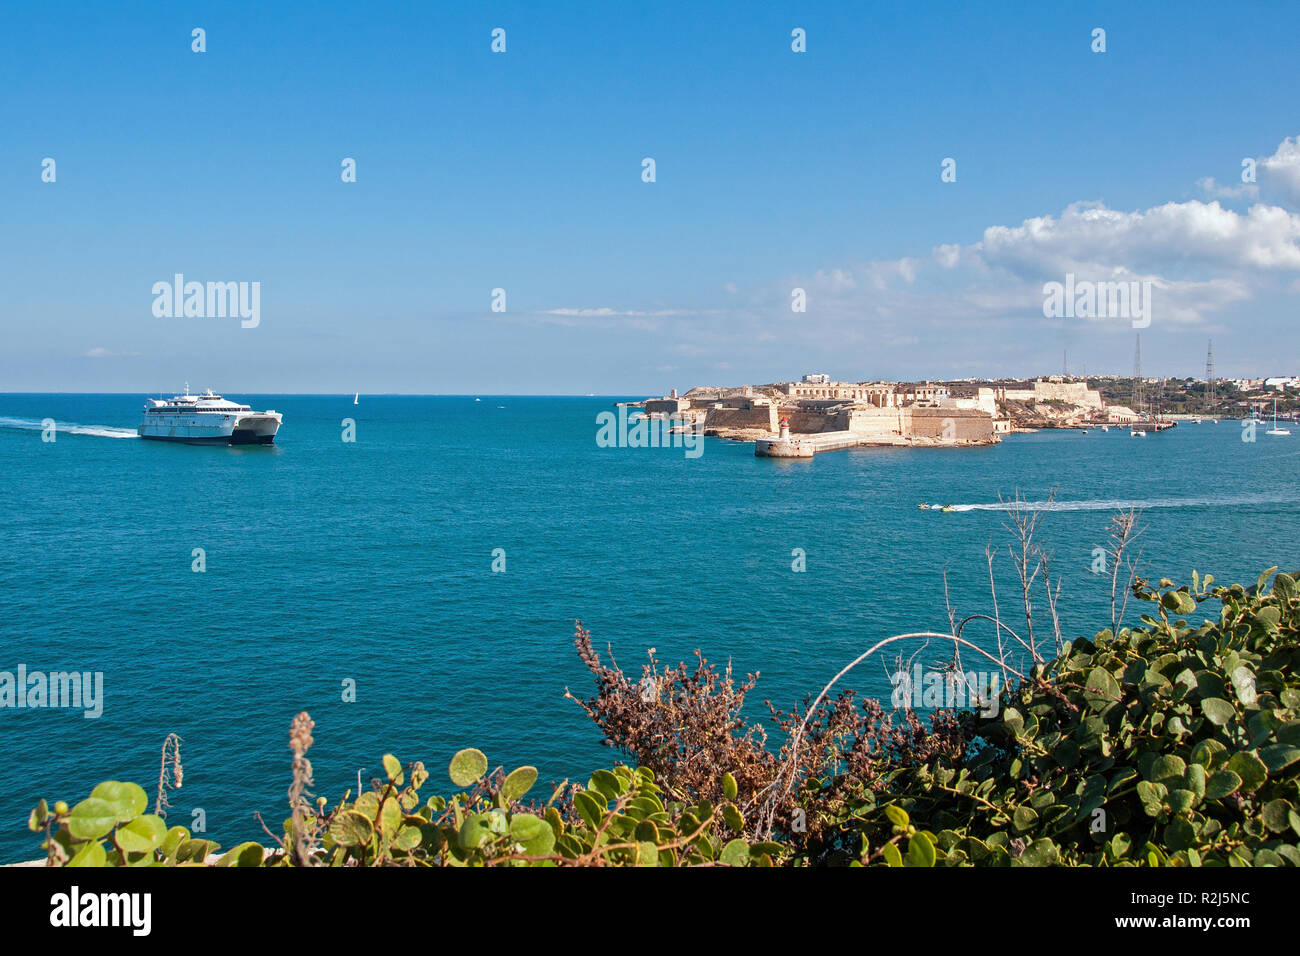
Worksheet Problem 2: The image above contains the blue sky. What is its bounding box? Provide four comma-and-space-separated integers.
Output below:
3, 1, 1299, 393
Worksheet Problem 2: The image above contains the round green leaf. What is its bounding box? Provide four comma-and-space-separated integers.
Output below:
67, 797, 118, 841
906, 831, 937, 867
1260, 744, 1300, 773
634, 819, 659, 843
588, 769, 621, 800
1226, 751, 1268, 793
378, 799, 401, 833
501, 766, 538, 803
448, 748, 488, 788
393, 825, 423, 852
66, 839, 107, 867
89, 781, 147, 823
573, 790, 604, 829
1147, 755, 1186, 785
458, 812, 500, 849
1201, 698, 1236, 727
1262, 799, 1293, 833
328, 809, 374, 847
719, 838, 748, 866
381, 754, 404, 784
215, 841, 265, 866
1013, 806, 1039, 832
884, 805, 909, 828
509, 813, 556, 856
1084, 667, 1121, 710
116, 814, 167, 855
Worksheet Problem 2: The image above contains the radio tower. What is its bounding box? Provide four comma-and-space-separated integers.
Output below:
1132, 334, 1144, 415
1206, 339, 1216, 413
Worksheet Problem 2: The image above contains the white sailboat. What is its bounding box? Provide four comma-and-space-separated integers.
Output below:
1266, 397, 1290, 436
353, 393, 359, 405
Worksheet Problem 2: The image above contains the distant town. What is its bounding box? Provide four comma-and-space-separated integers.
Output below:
632, 371, 1299, 458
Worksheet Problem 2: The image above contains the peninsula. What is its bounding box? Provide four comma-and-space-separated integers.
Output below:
633, 375, 1144, 457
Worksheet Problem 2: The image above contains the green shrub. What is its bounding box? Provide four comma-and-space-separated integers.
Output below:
31, 746, 771, 867
795, 570, 1300, 866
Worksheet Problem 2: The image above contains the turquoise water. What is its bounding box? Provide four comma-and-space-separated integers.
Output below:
1, 394, 1298, 860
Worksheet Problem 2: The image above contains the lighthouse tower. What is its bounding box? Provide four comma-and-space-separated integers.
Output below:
779, 416, 790, 441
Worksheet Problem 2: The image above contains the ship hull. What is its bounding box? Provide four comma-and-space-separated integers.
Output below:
138, 431, 278, 445
231, 414, 280, 444
138, 434, 237, 445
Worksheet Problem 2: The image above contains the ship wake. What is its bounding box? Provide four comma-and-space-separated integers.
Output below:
942, 494, 1296, 514
0, 417, 138, 439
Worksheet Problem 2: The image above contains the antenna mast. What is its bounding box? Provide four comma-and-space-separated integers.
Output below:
1206, 339, 1216, 413
1132, 335, 1144, 416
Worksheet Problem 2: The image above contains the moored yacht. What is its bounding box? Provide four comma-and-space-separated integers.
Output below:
138, 386, 282, 445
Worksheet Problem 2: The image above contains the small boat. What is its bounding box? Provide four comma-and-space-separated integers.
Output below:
1267, 398, 1291, 436
353, 393, 359, 405
918, 502, 931, 511
940, 504, 954, 513
1100, 425, 1109, 432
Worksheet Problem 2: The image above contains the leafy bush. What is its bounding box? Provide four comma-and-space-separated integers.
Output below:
816, 569, 1300, 867
30, 742, 770, 867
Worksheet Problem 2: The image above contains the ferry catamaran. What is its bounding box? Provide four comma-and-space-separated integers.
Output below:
137, 386, 282, 445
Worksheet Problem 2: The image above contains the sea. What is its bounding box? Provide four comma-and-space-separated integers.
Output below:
1, 394, 1298, 861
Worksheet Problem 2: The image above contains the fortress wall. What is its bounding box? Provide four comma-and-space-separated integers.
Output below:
644, 398, 688, 415
949, 387, 998, 416
1001, 381, 1102, 408
903, 407, 996, 442
785, 408, 843, 433
703, 404, 778, 433
845, 407, 904, 438
1037, 381, 1103, 407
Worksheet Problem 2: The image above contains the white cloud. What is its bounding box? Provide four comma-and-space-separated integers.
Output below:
1197, 176, 1259, 201
497, 134, 1300, 349
1259, 136, 1300, 206
933, 244, 962, 269
973, 199, 1300, 275
752, 181, 1300, 333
